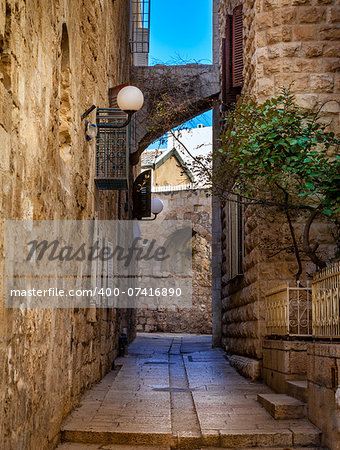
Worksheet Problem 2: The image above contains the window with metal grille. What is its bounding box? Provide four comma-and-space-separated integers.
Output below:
130, 0, 150, 66
221, 6, 244, 105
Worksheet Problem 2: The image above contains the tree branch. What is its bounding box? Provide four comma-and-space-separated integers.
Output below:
302, 207, 327, 269
169, 129, 212, 183
275, 182, 303, 281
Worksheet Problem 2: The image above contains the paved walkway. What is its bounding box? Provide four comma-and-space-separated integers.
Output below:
58, 333, 321, 449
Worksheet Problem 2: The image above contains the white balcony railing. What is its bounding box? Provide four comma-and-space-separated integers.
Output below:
151, 183, 195, 193
265, 282, 312, 337
312, 261, 340, 338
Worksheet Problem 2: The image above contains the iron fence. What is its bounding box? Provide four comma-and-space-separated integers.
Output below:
265, 282, 312, 337
312, 261, 340, 338
151, 183, 195, 193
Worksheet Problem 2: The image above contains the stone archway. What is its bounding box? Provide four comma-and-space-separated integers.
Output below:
114, 63, 220, 164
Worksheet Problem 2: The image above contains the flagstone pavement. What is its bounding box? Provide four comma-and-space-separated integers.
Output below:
57, 333, 322, 449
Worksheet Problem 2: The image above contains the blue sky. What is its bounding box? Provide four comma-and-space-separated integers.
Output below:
149, 0, 212, 65
148, 0, 212, 148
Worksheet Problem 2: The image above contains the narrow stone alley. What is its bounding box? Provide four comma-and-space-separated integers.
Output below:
57, 334, 321, 449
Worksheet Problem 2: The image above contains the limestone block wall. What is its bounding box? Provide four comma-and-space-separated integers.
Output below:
307, 343, 340, 450
218, 0, 340, 377
0, 1, 135, 448
220, 0, 340, 122
263, 340, 308, 393
137, 189, 212, 335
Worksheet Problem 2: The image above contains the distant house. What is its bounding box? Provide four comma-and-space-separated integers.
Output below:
141, 147, 195, 188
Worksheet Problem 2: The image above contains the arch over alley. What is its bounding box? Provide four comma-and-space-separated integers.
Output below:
125, 63, 220, 164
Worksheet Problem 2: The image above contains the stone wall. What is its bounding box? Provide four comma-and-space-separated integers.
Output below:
220, 0, 340, 122
218, 0, 340, 378
307, 342, 340, 450
0, 1, 135, 448
263, 340, 308, 393
137, 189, 212, 335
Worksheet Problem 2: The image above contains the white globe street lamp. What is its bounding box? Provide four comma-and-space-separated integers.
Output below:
82, 84, 144, 132
117, 86, 144, 113
151, 198, 164, 216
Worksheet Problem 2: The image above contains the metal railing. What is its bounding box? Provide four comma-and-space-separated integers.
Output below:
312, 261, 340, 338
265, 282, 312, 337
151, 183, 196, 193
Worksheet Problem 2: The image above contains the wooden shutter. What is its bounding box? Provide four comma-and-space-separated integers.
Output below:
226, 194, 244, 280
222, 15, 232, 105
132, 169, 151, 218
232, 6, 244, 88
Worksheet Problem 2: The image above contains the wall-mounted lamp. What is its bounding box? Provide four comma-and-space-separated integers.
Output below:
117, 86, 144, 115
82, 85, 144, 131
150, 198, 164, 219
81, 85, 144, 190
138, 198, 164, 221
132, 171, 164, 220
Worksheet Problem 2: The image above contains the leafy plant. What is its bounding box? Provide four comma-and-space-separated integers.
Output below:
215, 87, 340, 279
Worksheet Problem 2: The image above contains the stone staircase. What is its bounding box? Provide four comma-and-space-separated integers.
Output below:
257, 393, 306, 420
257, 378, 308, 420
255, 380, 323, 449
287, 380, 308, 403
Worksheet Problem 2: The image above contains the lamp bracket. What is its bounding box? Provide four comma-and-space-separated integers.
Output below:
81, 105, 96, 121
138, 213, 158, 221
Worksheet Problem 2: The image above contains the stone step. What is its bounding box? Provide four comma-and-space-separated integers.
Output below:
57, 444, 171, 449
287, 380, 308, 403
57, 444, 322, 450
257, 393, 306, 419
61, 428, 176, 448
61, 426, 321, 449
201, 448, 321, 450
